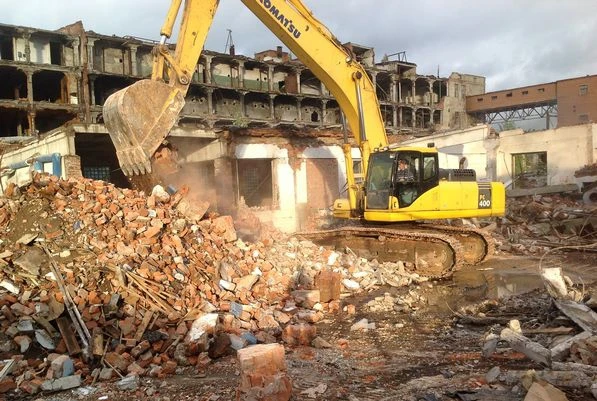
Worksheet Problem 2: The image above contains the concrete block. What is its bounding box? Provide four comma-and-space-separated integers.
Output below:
41, 375, 81, 392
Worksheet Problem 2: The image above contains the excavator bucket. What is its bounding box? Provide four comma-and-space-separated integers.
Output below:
103, 80, 185, 176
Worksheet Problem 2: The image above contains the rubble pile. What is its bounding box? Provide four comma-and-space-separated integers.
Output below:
497, 194, 597, 254
0, 173, 425, 396
468, 267, 597, 399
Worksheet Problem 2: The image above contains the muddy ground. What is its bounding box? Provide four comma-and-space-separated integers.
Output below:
22, 250, 596, 401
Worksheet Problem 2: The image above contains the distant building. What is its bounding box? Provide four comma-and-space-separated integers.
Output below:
466, 75, 597, 129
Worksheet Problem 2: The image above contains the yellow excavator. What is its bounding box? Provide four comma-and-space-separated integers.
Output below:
103, 0, 505, 278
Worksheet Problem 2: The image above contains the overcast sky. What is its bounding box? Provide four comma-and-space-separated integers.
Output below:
2, 0, 596, 91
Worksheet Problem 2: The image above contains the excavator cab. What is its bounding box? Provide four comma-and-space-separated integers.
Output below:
365, 150, 435, 210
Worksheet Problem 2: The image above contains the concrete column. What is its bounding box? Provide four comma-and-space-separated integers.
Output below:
321, 100, 327, 126
392, 106, 398, 128
428, 109, 433, 128
206, 88, 214, 114
128, 44, 139, 76
296, 97, 302, 122
428, 80, 434, 106
370, 71, 377, 90
411, 81, 416, 104
237, 61, 245, 89
268, 66, 274, 92
214, 156, 235, 215
22, 33, 31, 63
320, 81, 326, 96
390, 76, 397, 103
411, 108, 416, 129
398, 107, 403, 127
28, 112, 36, 136
295, 69, 301, 94
269, 94, 275, 119
72, 38, 80, 68
398, 79, 402, 103
87, 38, 97, 71
483, 138, 499, 181
25, 69, 33, 104
89, 76, 96, 105
239, 92, 246, 117
204, 56, 213, 84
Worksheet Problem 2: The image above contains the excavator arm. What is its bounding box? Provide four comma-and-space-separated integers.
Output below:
103, 0, 388, 211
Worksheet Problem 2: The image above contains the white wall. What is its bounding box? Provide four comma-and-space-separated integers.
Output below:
13, 37, 28, 62
0, 132, 74, 192
497, 124, 596, 186
402, 125, 491, 179
30, 38, 51, 64
402, 123, 597, 187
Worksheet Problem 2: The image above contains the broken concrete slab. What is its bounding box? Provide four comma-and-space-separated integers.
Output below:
116, 375, 139, 391
550, 331, 592, 361
500, 328, 552, 366
554, 299, 597, 334
40, 375, 81, 392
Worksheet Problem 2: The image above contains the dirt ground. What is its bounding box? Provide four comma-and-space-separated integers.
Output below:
24, 250, 596, 401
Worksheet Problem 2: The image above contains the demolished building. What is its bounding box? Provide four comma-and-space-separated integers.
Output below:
0, 21, 486, 231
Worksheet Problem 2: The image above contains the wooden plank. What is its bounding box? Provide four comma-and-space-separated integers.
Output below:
134, 311, 154, 342
0, 360, 15, 380
92, 328, 104, 357
56, 317, 82, 356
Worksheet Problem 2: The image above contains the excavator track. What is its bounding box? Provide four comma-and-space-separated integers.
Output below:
297, 223, 494, 279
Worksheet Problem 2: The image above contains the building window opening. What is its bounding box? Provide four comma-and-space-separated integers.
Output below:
538, 88, 545, 93
491, 95, 498, 100
506, 92, 513, 97
236, 159, 274, 207
512, 151, 547, 189
311, 111, 319, 122
522, 90, 528, 95
32, 70, 66, 102
49, 42, 62, 65
579, 84, 588, 96
0, 36, 14, 60
579, 114, 589, 123
83, 166, 111, 181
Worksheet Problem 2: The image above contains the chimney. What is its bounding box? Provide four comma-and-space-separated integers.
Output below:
276, 46, 283, 58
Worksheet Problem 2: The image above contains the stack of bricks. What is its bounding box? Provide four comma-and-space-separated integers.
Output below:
236, 343, 292, 401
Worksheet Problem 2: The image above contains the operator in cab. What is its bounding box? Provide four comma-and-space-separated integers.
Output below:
396, 158, 414, 182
